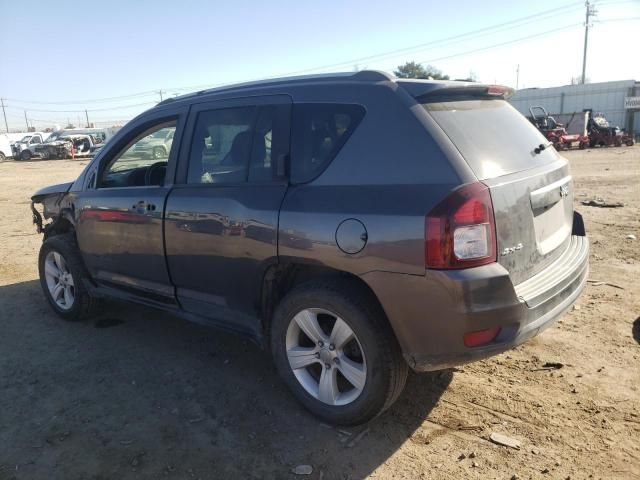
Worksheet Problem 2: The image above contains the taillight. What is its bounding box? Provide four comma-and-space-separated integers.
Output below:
425, 182, 497, 269
486, 85, 511, 96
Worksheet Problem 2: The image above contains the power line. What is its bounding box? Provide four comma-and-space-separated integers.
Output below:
3, 2, 636, 129
144, 2, 586, 94
417, 23, 582, 65
4, 101, 156, 113
597, 16, 640, 22
274, 3, 585, 76
5, 90, 158, 106
594, 0, 639, 6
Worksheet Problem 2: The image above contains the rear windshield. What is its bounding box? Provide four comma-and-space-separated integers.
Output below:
423, 99, 557, 180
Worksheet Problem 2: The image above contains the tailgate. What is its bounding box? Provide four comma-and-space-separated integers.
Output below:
422, 98, 574, 285
484, 159, 573, 284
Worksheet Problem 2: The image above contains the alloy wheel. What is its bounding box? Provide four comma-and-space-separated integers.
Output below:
285, 308, 367, 406
44, 251, 75, 310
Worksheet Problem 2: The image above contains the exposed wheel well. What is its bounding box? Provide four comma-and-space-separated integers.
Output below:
259, 263, 388, 338
43, 215, 75, 241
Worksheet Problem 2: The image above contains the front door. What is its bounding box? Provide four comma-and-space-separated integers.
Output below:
74, 113, 185, 302
164, 95, 291, 333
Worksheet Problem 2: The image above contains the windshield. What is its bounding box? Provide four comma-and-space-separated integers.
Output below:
45, 132, 63, 142
594, 117, 609, 127
19, 135, 32, 143
423, 99, 557, 180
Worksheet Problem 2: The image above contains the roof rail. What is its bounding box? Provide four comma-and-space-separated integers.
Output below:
351, 70, 395, 82
158, 70, 395, 105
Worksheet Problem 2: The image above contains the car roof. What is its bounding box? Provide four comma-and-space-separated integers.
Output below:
155, 70, 487, 108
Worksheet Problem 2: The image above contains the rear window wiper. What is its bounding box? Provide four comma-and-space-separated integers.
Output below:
533, 142, 553, 155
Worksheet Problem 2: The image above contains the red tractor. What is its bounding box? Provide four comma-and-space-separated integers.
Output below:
585, 109, 635, 147
528, 106, 589, 150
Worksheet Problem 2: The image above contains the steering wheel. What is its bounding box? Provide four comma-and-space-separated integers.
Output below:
144, 161, 167, 186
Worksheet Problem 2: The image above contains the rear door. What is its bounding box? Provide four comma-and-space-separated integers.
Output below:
424, 99, 574, 284
164, 95, 291, 332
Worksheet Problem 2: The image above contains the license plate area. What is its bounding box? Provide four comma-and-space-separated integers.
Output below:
530, 176, 573, 255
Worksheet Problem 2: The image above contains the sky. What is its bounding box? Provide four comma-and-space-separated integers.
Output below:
0, 0, 638, 131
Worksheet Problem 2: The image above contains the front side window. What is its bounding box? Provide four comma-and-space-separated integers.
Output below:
290, 103, 365, 183
187, 107, 255, 184
100, 121, 176, 188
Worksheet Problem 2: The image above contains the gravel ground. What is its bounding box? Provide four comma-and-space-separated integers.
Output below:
0, 146, 638, 480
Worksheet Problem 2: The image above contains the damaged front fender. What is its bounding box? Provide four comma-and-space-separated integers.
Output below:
31, 181, 74, 234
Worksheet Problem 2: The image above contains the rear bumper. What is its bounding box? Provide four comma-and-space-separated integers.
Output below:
362, 234, 588, 372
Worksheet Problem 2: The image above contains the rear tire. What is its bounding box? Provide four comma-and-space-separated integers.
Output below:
270, 280, 408, 425
38, 233, 96, 321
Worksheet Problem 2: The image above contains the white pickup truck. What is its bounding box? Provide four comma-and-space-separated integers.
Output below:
11, 132, 52, 160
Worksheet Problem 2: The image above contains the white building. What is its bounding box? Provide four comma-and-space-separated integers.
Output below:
510, 79, 639, 137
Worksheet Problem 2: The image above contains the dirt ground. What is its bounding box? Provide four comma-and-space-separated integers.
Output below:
0, 147, 638, 480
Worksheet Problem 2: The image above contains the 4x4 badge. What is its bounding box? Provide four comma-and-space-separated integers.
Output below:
501, 243, 523, 256
560, 185, 569, 198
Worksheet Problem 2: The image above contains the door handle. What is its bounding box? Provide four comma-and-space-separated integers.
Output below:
131, 200, 156, 212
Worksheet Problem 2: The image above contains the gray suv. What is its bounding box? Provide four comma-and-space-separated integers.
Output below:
31, 71, 588, 425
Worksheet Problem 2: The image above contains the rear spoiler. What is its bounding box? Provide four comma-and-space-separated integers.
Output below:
398, 80, 514, 103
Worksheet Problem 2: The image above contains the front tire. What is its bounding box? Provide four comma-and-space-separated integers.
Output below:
270, 281, 408, 425
38, 233, 96, 321
20, 150, 32, 160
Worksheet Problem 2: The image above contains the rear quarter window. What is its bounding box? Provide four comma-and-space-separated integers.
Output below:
424, 100, 558, 180
290, 103, 365, 183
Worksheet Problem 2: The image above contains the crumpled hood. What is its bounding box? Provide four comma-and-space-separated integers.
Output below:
31, 182, 73, 202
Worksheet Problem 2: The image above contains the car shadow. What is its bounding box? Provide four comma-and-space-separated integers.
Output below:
633, 317, 640, 344
0, 280, 452, 479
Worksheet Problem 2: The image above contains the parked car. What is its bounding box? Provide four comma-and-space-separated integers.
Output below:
129, 127, 175, 159
0, 134, 13, 161
30, 71, 588, 425
12, 132, 51, 160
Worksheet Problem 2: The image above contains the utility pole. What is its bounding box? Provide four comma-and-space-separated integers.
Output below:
516, 64, 520, 90
581, 1, 597, 85
85, 109, 90, 128
0, 98, 8, 132
24, 110, 29, 131
158, 89, 164, 102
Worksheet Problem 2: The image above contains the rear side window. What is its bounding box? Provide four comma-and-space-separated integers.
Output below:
291, 103, 365, 183
187, 107, 255, 184
424, 100, 557, 180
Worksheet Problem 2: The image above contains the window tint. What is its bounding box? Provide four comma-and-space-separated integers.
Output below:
290, 103, 365, 183
187, 107, 255, 184
100, 121, 176, 188
423, 100, 555, 180
247, 106, 274, 183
